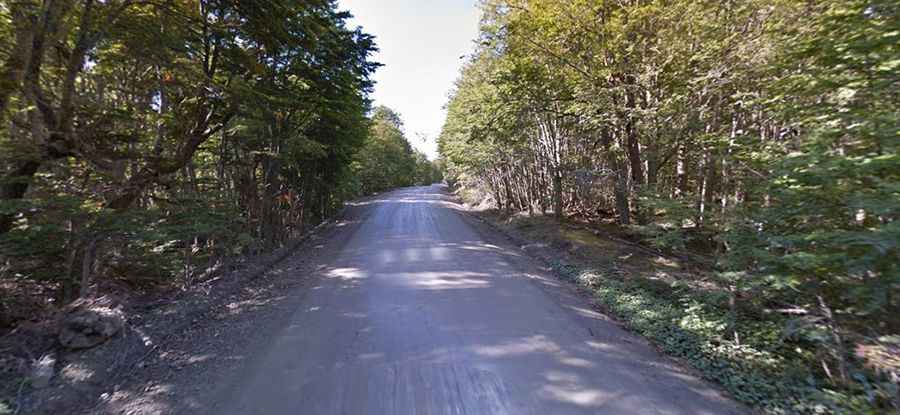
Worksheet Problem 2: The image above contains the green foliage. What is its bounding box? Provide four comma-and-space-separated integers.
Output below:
721, 4, 899, 403
354, 106, 441, 194
742, 0, 899, 319
551, 259, 885, 413
0, 0, 380, 298
631, 190, 708, 252
413, 151, 444, 186
441, 0, 899, 411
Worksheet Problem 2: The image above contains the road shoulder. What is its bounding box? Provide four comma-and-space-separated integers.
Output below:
11, 195, 377, 415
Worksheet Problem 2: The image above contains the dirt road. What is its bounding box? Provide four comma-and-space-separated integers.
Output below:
172, 185, 737, 415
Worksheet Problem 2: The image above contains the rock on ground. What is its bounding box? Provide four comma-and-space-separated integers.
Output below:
58, 296, 125, 350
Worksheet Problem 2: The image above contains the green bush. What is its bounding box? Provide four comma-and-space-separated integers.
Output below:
549, 259, 889, 413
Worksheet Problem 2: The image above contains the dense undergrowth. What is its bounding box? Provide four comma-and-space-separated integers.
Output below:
552, 261, 879, 413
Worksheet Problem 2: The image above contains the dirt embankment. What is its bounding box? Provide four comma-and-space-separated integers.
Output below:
459, 207, 708, 290
0, 200, 374, 415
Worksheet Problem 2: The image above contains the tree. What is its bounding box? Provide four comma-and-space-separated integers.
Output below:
0, 0, 378, 300
353, 106, 436, 194
734, 0, 899, 385
438, 0, 898, 410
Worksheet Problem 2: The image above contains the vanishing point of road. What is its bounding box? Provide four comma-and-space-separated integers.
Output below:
212, 185, 744, 415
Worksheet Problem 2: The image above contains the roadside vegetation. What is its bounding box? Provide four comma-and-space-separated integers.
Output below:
439, 0, 898, 413
0, 1, 437, 337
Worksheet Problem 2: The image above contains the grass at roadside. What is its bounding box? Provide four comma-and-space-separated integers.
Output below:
473, 210, 884, 414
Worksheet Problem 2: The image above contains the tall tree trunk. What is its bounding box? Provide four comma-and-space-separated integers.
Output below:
539, 116, 564, 218
603, 128, 630, 225
613, 157, 631, 225
624, 75, 643, 188
0, 0, 73, 234
721, 111, 740, 215
646, 134, 659, 187
502, 165, 514, 213
552, 170, 563, 218
261, 117, 282, 248
0, 1, 37, 121
525, 162, 535, 216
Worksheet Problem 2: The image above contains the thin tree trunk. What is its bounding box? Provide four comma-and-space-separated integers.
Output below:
675, 141, 687, 199
603, 128, 630, 225
62, 220, 78, 303
613, 158, 630, 225
624, 75, 643, 188
79, 237, 98, 298
817, 295, 849, 385
697, 150, 710, 226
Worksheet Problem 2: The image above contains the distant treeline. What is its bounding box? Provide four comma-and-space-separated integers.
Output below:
354, 106, 443, 195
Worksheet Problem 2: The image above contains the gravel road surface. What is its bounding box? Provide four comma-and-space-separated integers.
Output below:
197, 185, 744, 415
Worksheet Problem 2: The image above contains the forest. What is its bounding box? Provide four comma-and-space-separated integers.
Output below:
0, 1, 436, 316
438, 0, 897, 412
0, 0, 897, 413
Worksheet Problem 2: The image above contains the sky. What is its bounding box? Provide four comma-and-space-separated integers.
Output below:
337, 0, 481, 160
